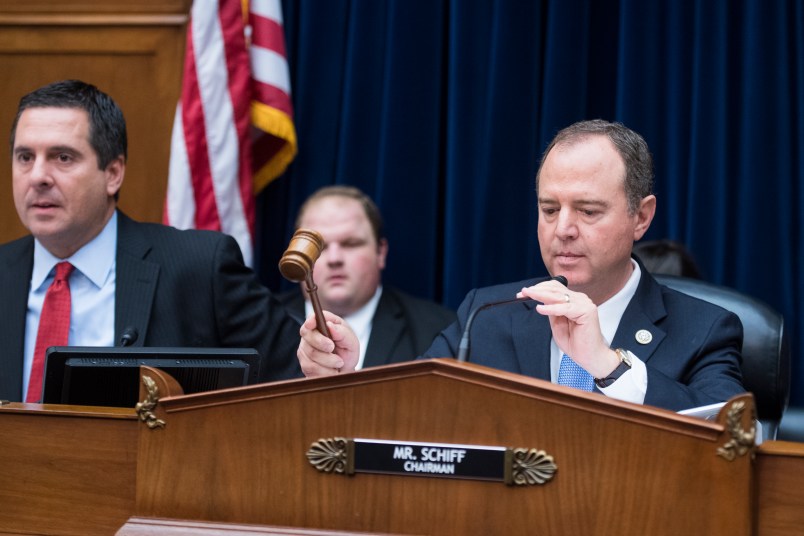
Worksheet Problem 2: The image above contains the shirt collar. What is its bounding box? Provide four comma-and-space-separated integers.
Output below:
303, 284, 383, 333
341, 285, 383, 337
32, 211, 118, 291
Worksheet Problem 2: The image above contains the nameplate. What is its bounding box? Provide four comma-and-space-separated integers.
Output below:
356, 438, 506, 480
306, 437, 557, 486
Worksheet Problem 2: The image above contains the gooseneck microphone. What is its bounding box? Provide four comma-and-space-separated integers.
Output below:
456, 275, 567, 363
119, 327, 139, 347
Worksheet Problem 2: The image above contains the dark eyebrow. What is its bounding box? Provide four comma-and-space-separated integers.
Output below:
538, 197, 608, 208
574, 199, 608, 208
49, 145, 82, 155
13, 145, 82, 157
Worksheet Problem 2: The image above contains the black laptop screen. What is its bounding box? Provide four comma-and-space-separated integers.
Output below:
42, 346, 260, 407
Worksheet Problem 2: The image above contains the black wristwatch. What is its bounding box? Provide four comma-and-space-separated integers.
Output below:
594, 348, 632, 388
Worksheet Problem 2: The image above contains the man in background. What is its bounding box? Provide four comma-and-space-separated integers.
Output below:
0, 79, 301, 402
278, 185, 455, 369
633, 239, 702, 279
296, 120, 745, 412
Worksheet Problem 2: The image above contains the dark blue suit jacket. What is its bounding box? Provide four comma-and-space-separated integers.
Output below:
0, 211, 301, 402
423, 266, 745, 411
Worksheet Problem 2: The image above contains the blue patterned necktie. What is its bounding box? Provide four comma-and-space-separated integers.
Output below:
557, 353, 595, 391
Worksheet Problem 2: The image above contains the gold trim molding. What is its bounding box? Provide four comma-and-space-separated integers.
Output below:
717, 400, 755, 461
135, 375, 165, 430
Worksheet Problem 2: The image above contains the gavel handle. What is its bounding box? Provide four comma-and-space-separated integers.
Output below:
304, 273, 332, 338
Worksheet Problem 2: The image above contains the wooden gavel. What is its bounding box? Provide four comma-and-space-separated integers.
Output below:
278, 229, 331, 338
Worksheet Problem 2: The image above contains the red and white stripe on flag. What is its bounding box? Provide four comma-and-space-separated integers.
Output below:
164, 0, 296, 267
249, 0, 297, 192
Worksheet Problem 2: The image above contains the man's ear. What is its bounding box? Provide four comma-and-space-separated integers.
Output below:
633, 195, 656, 241
105, 156, 126, 197
377, 238, 389, 270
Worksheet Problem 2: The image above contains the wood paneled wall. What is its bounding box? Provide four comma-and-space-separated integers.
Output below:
0, 0, 190, 244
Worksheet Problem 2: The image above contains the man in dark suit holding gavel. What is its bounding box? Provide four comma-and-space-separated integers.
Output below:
295, 120, 745, 412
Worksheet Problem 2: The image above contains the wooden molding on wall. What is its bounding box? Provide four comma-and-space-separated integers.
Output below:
0, 0, 190, 17
0, 0, 191, 244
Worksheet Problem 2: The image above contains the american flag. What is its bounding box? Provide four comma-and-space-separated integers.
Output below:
164, 0, 296, 267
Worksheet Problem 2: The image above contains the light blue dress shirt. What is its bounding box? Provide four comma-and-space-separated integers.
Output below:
22, 212, 118, 400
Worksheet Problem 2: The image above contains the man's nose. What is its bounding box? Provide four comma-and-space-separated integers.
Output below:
324, 243, 344, 263
29, 157, 54, 188
555, 210, 578, 239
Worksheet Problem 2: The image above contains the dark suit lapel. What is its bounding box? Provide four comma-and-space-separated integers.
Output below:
0, 237, 34, 400
511, 300, 552, 380
114, 212, 159, 345
611, 270, 667, 361
509, 269, 667, 380
364, 289, 405, 367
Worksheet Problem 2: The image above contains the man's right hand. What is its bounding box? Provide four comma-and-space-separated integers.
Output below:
297, 311, 359, 377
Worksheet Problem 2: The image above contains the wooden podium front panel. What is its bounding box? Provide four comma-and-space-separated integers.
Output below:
0, 1, 189, 245
755, 440, 804, 536
0, 404, 138, 536
134, 360, 754, 536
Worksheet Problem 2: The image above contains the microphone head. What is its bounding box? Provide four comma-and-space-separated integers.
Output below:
552, 275, 568, 286
120, 327, 139, 347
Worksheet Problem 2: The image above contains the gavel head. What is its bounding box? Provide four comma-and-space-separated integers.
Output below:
278, 228, 325, 282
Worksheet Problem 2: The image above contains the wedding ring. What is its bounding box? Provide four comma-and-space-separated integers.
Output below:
564, 293, 570, 303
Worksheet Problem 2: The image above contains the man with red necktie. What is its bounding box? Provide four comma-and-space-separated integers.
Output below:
0, 79, 303, 403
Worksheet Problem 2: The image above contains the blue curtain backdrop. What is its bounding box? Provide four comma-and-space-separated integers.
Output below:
256, 0, 804, 405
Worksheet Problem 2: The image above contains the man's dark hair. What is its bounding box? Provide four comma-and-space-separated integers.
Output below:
296, 185, 385, 244
536, 119, 654, 214
10, 79, 127, 170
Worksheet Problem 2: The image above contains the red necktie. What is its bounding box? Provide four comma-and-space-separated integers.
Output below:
26, 262, 75, 403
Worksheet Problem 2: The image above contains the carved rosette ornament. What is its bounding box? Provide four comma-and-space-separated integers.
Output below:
135, 375, 166, 429
506, 448, 557, 486
307, 437, 352, 474
717, 400, 756, 461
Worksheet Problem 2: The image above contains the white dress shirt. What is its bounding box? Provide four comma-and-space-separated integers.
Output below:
22, 212, 118, 399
